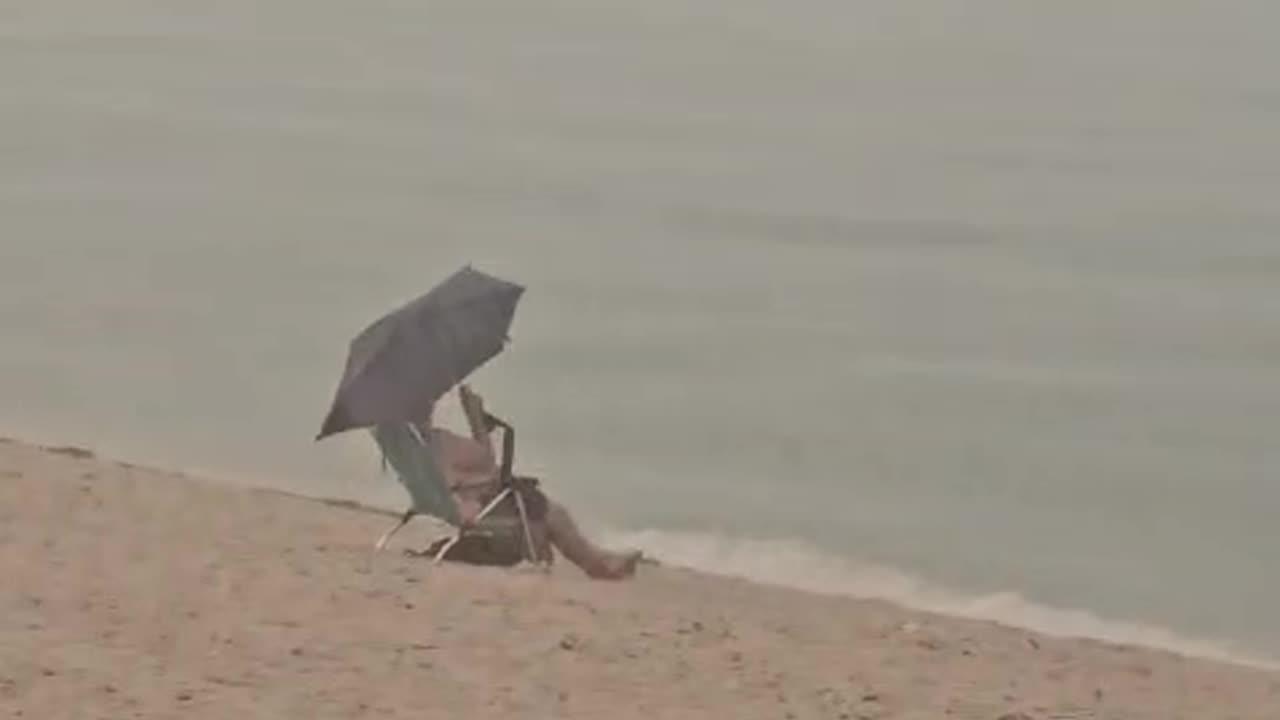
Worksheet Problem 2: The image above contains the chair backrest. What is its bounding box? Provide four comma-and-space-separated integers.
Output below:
370, 423, 463, 527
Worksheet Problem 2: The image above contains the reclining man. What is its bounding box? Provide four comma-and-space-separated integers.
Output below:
418, 385, 642, 580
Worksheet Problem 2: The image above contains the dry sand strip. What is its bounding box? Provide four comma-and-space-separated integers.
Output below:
1, 436, 1277, 719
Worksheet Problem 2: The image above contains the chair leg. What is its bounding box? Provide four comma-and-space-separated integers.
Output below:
375, 508, 415, 551
432, 488, 513, 564
511, 489, 542, 566
429, 488, 547, 569
467, 487, 513, 524
430, 534, 462, 563
432, 486, 547, 566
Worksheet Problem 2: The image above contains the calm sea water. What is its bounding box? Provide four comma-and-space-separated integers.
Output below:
3, 1, 1278, 661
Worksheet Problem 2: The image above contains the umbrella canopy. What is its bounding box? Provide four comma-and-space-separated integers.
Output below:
317, 266, 524, 439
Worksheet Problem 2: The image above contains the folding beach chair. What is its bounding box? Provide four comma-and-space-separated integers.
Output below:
369, 417, 546, 567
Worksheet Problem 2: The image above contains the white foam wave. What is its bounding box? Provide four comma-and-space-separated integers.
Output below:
607, 528, 1277, 670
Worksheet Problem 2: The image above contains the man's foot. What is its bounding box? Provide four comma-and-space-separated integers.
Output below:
597, 550, 643, 580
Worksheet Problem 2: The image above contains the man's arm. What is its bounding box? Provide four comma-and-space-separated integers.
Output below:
458, 385, 495, 456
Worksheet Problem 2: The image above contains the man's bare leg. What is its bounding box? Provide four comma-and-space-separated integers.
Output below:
543, 501, 640, 579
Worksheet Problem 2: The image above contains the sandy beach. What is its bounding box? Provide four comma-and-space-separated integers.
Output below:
1, 436, 1276, 719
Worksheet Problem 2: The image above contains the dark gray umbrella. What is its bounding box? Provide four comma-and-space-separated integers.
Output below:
316, 266, 524, 440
